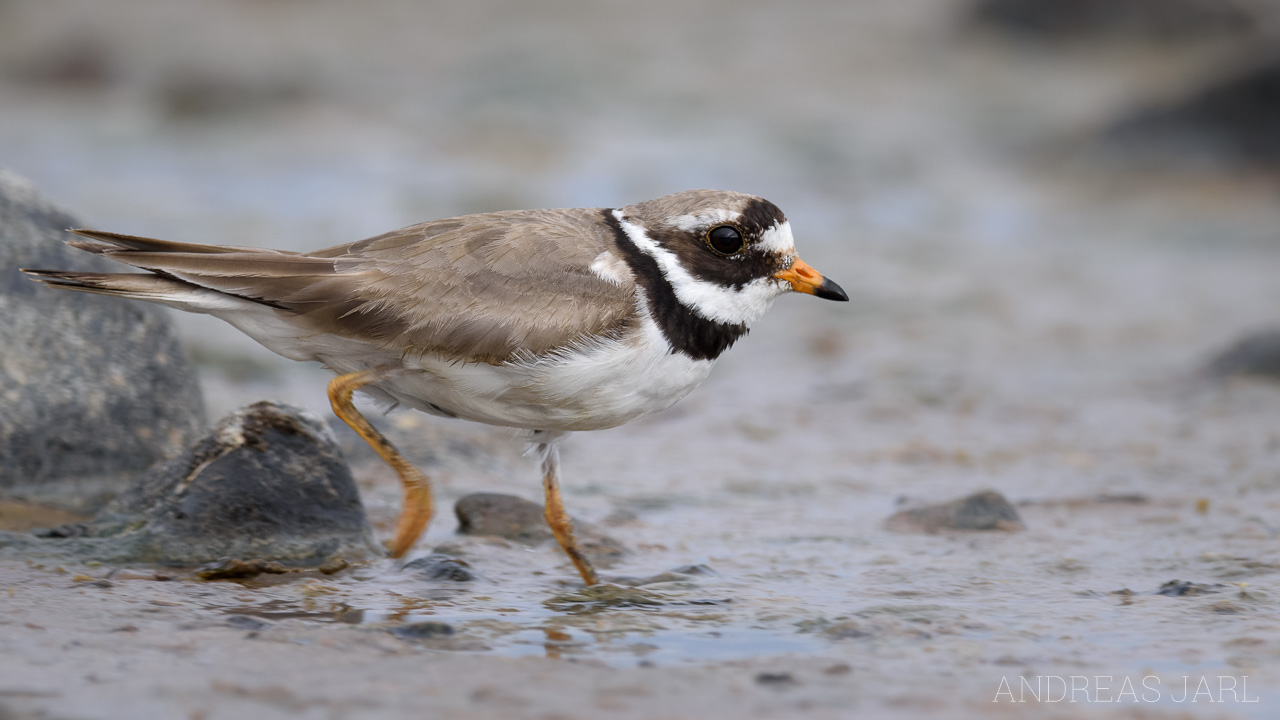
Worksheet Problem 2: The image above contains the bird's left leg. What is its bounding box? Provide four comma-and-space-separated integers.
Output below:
534, 432, 599, 586
328, 368, 433, 558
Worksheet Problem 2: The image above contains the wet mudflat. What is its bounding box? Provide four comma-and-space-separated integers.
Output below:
2, 0, 1280, 718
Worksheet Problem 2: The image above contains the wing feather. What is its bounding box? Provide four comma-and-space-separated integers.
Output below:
50, 210, 639, 364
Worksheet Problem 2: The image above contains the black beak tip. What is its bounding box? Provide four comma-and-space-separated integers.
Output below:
815, 277, 849, 302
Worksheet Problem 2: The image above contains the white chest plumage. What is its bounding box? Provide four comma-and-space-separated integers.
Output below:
380, 301, 715, 431
217, 287, 714, 432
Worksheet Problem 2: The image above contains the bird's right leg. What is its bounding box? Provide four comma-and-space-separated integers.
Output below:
328, 368, 432, 558
534, 432, 600, 587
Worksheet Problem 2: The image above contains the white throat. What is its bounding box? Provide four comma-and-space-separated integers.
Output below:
613, 209, 788, 326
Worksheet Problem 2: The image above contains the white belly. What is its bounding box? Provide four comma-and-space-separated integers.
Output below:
371, 318, 715, 431
216, 303, 715, 432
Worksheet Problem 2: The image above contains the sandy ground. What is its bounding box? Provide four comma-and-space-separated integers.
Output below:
2, 1, 1280, 718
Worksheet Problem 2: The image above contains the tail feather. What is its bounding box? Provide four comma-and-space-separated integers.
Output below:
18, 269, 243, 309
25, 229, 350, 312
67, 228, 278, 256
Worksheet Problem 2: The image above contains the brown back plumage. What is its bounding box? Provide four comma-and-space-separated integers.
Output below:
53, 209, 640, 364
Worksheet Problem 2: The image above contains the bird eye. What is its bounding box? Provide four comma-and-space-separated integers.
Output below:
706, 225, 744, 255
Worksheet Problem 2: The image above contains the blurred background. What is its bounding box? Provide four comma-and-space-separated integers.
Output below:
1, 0, 1278, 417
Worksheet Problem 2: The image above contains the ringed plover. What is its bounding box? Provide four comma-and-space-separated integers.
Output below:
23, 189, 847, 585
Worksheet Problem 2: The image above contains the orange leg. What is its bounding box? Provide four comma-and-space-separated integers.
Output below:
328, 369, 432, 558
536, 435, 599, 586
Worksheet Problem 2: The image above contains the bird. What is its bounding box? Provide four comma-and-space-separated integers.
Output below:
22, 189, 847, 586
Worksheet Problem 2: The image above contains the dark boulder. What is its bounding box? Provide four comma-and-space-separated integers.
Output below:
966, 0, 1258, 44
2, 401, 380, 564
1203, 329, 1280, 380
1104, 57, 1280, 171
0, 168, 205, 511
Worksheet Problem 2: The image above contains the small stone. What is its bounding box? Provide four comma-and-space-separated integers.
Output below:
1156, 580, 1226, 597
390, 621, 455, 640
885, 491, 1024, 533
453, 492, 626, 564
1096, 493, 1148, 504
1209, 601, 1245, 614
106, 569, 158, 581
823, 663, 852, 675
823, 621, 872, 640
669, 564, 714, 577
607, 565, 715, 587
608, 572, 688, 587
544, 584, 665, 614
196, 558, 289, 581
226, 615, 270, 631
402, 554, 477, 582
316, 557, 349, 575
31, 523, 92, 539
454, 493, 553, 543
755, 672, 798, 687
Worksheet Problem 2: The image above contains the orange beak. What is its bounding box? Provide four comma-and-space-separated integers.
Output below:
773, 256, 848, 301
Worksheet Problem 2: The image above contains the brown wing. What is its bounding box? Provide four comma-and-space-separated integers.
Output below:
63, 209, 639, 364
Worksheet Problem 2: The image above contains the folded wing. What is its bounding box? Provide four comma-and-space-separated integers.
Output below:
23, 210, 638, 364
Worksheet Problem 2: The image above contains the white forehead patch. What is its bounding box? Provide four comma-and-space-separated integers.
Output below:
672, 209, 741, 232
588, 250, 629, 286
614, 210, 787, 326
758, 220, 796, 254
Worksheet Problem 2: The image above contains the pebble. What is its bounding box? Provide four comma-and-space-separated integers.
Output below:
755, 672, 798, 687
196, 558, 289, 581
454, 493, 554, 543
885, 490, 1024, 533
226, 615, 271, 631
1155, 580, 1226, 597
389, 621, 455, 640
402, 554, 477, 582
453, 492, 627, 564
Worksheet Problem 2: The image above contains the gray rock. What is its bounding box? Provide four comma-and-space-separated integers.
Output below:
389, 621, 455, 640
967, 0, 1257, 44
454, 492, 626, 565
1204, 329, 1280, 380
1, 401, 380, 564
402, 553, 478, 582
226, 615, 271, 631
885, 490, 1024, 533
1103, 57, 1280, 172
0, 168, 205, 511
1155, 580, 1227, 597
455, 492, 556, 544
